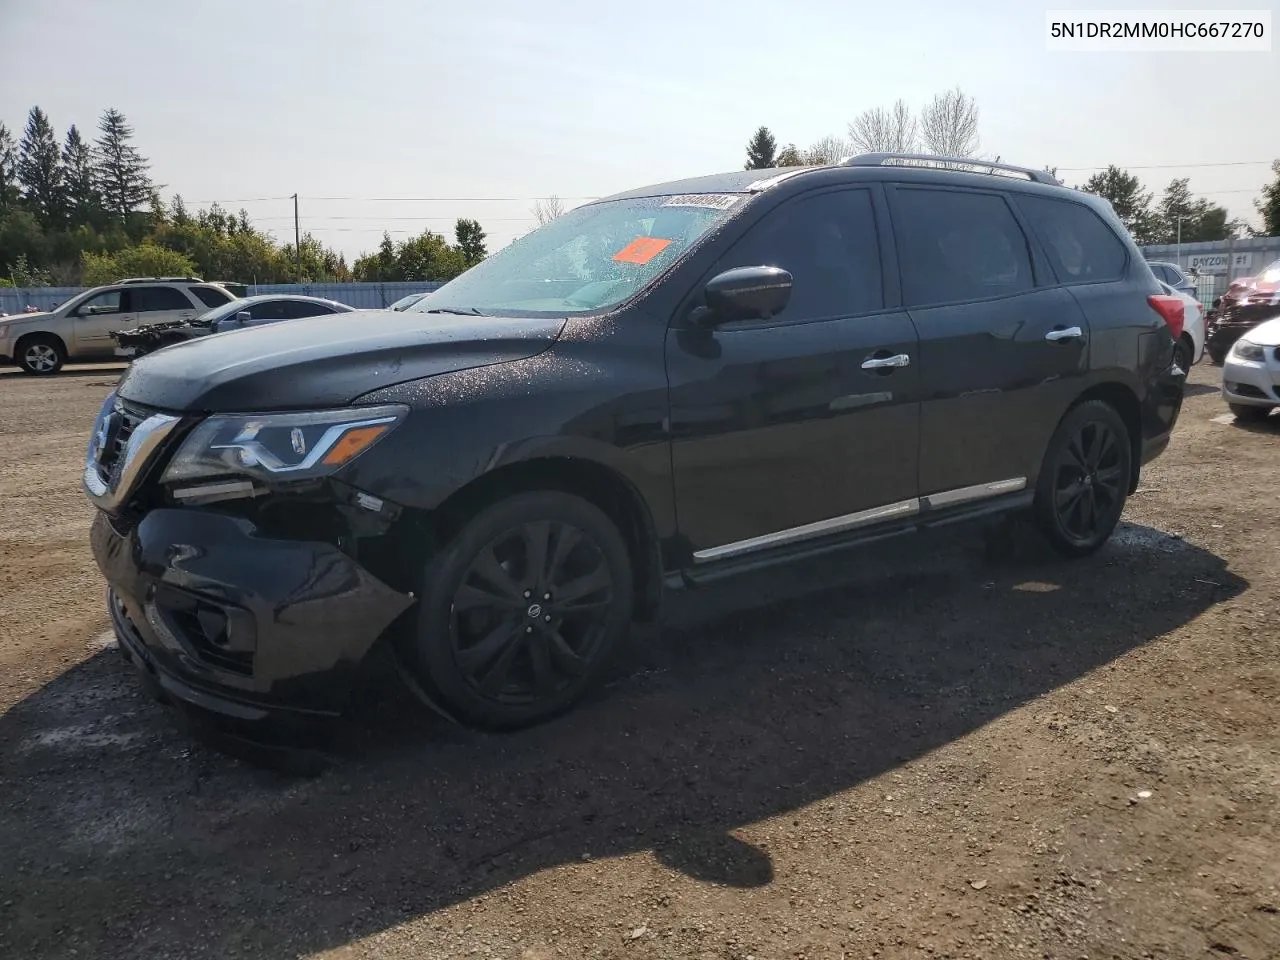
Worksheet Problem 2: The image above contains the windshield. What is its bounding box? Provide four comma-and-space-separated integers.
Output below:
192, 298, 249, 327
411, 194, 743, 318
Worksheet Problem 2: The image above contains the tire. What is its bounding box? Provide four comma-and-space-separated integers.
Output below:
1207, 348, 1226, 366
1174, 335, 1194, 372
16, 334, 65, 375
1033, 400, 1133, 558
1228, 403, 1273, 422
404, 491, 634, 730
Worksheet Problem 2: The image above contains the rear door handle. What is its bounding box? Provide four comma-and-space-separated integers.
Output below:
861, 353, 911, 370
1045, 326, 1083, 342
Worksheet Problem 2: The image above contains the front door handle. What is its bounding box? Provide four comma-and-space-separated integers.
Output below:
861, 353, 911, 370
1045, 326, 1084, 342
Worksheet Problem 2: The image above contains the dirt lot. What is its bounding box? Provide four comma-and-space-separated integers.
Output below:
1, 362, 1277, 960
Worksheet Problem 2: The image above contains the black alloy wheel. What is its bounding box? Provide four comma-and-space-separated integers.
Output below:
451, 521, 613, 703
407, 491, 633, 729
1034, 400, 1132, 557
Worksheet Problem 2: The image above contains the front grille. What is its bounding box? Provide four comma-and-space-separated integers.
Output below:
94, 399, 155, 488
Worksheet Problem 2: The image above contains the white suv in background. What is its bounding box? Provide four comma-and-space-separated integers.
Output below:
0, 277, 236, 374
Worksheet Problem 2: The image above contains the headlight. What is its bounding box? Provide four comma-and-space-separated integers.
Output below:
1231, 338, 1265, 362
162, 405, 408, 485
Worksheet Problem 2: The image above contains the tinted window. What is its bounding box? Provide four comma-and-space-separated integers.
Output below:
894, 189, 1033, 306
1019, 196, 1128, 283
715, 189, 883, 320
74, 290, 122, 316
192, 285, 234, 308
277, 300, 333, 319
133, 286, 193, 312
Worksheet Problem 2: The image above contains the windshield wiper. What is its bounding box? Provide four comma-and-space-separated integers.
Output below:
423, 307, 484, 316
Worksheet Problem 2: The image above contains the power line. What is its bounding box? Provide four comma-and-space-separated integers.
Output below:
302, 195, 599, 203
1057, 160, 1272, 172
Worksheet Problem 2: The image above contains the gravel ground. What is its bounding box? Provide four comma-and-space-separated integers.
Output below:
0, 361, 1277, 960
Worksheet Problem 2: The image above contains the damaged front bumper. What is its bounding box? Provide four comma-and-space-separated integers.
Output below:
112, 322, 207, 358
91, 507, 414, 728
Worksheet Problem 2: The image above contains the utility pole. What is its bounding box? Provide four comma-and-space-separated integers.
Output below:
292, 193, 302, 283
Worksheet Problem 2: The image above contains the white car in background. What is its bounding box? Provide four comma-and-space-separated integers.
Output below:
0, 277, 235, 374
1158, 279, 1204, 371
1221, 315, 1280, 422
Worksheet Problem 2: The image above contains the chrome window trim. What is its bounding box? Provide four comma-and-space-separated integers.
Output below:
691, 476, 1027, 563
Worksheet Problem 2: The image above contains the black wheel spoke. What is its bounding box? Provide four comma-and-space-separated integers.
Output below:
1095, 464, 1123, 491
476, 628, 527, 695
546, 628, 587, 676
555, 565, 611, 607
527, 630, 556, 694
1055, 480, 1084, 508
454, 582, 524, 612
1064, 437, 1088, 473
521, 521, 552, 588
546, 526, 582, 583
471, 545, 524, 601
458, 618, 522, 675
1080, 488, 1096, 531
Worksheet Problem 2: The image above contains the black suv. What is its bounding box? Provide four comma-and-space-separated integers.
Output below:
85, 154, 1186, 734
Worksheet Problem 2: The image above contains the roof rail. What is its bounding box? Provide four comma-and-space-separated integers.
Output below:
839, 153, 1061, 185
116, 276, 205, 284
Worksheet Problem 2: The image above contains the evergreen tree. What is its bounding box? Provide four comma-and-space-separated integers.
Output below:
94, 108, 153, 220
0, 122, 19, 212
61, 124, 100, 226
16, 107, 64, 225
744, 126, 778, 170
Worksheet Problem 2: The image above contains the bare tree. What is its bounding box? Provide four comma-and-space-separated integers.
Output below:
919, 87, 980, 158
531, 194, 565, 226
847, 99, 918, 154
801, 134, 851, 166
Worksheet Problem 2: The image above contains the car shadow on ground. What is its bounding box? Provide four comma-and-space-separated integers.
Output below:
1229, 411, 1280, 434
0, 522, 1246, 958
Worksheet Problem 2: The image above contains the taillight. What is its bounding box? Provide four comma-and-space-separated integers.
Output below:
1148, 295, 1184, 340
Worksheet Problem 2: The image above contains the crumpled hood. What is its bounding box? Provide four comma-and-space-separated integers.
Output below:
116, 309, 567, 412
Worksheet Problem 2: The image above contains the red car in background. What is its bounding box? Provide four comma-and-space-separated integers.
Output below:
1205, 258, 1280, 364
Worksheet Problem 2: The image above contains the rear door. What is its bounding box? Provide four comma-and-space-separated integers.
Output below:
887, 185, 1090, 499
131, 285, 198, 328
666, 186, 921, 561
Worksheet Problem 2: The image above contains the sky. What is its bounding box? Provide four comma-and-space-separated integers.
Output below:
1, 0, 1276, 263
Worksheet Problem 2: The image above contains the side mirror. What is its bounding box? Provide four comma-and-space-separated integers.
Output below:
235, 311, 251, 325
701, 266, 793, 324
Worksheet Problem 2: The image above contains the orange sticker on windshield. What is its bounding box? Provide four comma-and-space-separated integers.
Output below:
612, 237, 672, 265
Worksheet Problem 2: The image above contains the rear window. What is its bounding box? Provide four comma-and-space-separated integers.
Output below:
893, 188, 1034, 306
1018, 196, 1128, 283
133, 286, 194, 312
192, 285, 234, 308
413, 194, 744, 318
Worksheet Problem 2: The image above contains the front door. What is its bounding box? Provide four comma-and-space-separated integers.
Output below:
71, 288, 137, 355
666, 186, 921, 563
886, 185, 1091, 498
